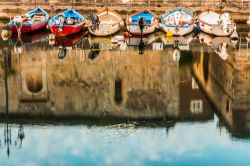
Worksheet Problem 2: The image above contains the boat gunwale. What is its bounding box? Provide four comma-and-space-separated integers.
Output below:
161, 7, 193, 20
96, 9, 123, 26
48, 9, 86, 28
8, 7, 49, 27
160, 8, 194, 27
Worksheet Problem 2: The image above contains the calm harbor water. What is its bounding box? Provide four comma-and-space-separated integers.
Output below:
0, 24, 250, 165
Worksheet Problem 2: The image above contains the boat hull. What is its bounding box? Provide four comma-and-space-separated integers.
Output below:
89, 22, 122, 36
9, 20, 48, 33
198, 10, 236, 36
126, 24, 157, 36
161, 25, 194, 36
199, 23, 235, 36
88, 10, 124, 36
50, 24, 84, 37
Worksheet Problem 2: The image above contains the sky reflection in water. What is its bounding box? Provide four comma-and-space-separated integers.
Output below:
1, 118, 250, 166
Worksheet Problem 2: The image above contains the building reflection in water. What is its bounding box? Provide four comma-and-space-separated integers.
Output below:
192, 32, 250, 138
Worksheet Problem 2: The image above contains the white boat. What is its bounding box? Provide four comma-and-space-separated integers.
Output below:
161, 8, 194, 36
126, 10, 159, 36
88, 9, 124, 36
198, 9, 236, 36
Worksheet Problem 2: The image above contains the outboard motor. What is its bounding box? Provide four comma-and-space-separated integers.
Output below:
58, 46, 67, 60
194, 18, 201, 38
139, 37, 145, 55
88, 12, 100, 32
13, 16, 23, 37
88, 43, 100, 60
139, 17, 146, 35
58, 13, 66, 32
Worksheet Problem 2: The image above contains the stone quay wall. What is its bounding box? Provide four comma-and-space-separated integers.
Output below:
0, 0, 249, 21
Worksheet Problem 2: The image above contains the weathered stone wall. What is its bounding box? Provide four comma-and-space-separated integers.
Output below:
0, 0, 248, 20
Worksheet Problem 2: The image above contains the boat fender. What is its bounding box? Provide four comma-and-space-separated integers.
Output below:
1, 30, 9, 37
46, 24, 50, 30
190, 19, 194, 24
49, 34, 56, 41
1, 30, 10, 40
166, 30, 172, 37
124, 31, 130, 38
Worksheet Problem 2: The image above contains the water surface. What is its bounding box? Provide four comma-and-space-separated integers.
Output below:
0, 25, 250, 165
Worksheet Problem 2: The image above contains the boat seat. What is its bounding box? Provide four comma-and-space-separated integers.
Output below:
32, 15, 45, 22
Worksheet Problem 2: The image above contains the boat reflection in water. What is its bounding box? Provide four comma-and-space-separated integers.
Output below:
7, 29, 50, 54
50, 32, 89, 60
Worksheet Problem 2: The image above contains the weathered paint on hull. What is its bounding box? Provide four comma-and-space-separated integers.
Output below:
9, 21, 48, 33
89, 24, 121, 36
50, 24, 84, 37
162, 25, 194, 36
200, 24, 235, 36
126, 24, 157, 36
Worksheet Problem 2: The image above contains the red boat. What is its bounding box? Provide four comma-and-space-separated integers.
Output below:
49, 9, 86, 37
8, 8, 49, 33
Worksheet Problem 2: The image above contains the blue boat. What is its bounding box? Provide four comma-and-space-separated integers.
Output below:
161, 8, 194, 36
126, 10, 159, 36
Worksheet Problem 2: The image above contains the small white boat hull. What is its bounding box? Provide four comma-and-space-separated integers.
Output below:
161, 8, 194, 36
126, 24, 157, 35
198, 10, 236, 36
199, 23, 235, 36
162, 25, 194, 36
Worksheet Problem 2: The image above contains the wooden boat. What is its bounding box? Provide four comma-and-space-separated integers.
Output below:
126, 10, 159, 36
161, 8, 194, 36
8, 7, 49, 33
198, 9, 236, 36
88, 9, 124, 36
49, 9, 86, 37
